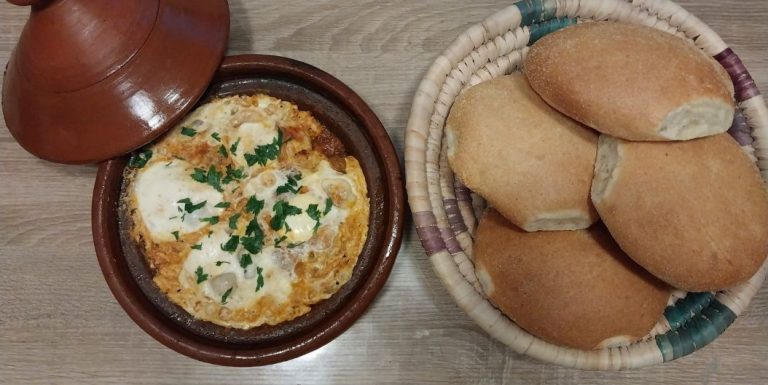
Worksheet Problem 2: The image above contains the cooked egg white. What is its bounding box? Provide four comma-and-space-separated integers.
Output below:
123, 94, 369, 329
133, 160, 224, 242
180, 226, 293, 308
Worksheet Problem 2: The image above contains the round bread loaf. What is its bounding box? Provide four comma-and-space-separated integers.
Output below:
524, 22, 735, 141
446, 73, 599, 232
474, 209, 669, 350
592, 133, 768, 291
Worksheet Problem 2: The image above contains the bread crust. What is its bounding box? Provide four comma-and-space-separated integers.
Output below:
524, 22, 735, 141
447, 73, 599, 231
593, 134, 768, 291
474, 210, 669, 350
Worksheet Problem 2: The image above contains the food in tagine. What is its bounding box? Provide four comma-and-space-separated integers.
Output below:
121, 94, 370, 329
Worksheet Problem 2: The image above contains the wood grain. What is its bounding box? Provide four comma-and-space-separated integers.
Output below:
1, 1, 767, 384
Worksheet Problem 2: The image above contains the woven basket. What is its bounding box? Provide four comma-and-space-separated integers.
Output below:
405, 0, 768, 370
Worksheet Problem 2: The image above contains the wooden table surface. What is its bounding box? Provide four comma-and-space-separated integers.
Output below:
1, 1, 767, 384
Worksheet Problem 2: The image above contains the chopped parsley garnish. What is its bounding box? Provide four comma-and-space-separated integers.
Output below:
191, 168, 207, 183
239, 253, 253, 269
191, 243, 202, 250
218, 144, 228, 157
195, 266, 208, 284
221, 235, 240, 252
270, 200, 302, 231
177, 198, 206, 213
190, 165, 223, 192
245, 218, 262, 237
274, 235, 287, 247
211, 132, 221, 142
276, 173, 302, 195
287, 242, 302, 249
214, 201, 230, 208
171, 231, 180, 241
307, 198, 333, 233
229, 137, 241, 156
169, 215, 178, 220
245, 196, 265, 214
244, 130, 283, 166
241, 236, 263, 254
221, 287, 233, 304
215, 261, 230, 266
228, 213, 241, 230
181, 127, 197, 137
222, 165, 245, 185
255, 267, 265, 292
128, 149, 152, 168
306, 203, 323, 233
200, 216, 219, 225
206, 165, 223, 192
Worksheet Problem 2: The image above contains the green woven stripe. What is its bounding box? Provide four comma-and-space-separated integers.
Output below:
655, 299, 737, 362
528, 18, 576, 45
664, 292, 714, 331
516, 0, 558, 26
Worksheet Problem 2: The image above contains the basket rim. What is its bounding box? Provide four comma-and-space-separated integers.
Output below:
404, 0, 768, 370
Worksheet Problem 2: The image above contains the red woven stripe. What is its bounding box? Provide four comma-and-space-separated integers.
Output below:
715, 48, 761, 102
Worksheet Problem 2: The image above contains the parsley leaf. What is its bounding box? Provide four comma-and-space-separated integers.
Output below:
222, 165, 245, 185
200, 216, 219, 225
215, 261, 230, 266
214, 201, 230, 208
306, 203, 322, 233
228, 213, 241, 230
128, 149, 152, 168
287, 242, 302, 249
229, 137, 241, 156
239, 253, 253, 269
241, 236, 263, 254
274, 235, 287, 247
211, 132, 221, 142
270, 200, 302, 231
221, 287, 233, 304
323, 197, 333, 215
276, 173, 302, 195
190, 166, 223, 192
177, 198, 206, 213
171, 231, 180, 241
255, 267, 265, 292
190, 168, 207, 183
195, 266, 208, 284
181, 127, 197, 137
206, 165, 223, 192
245, 196, 265, 214
218, 144, 228, 157
221, 235, 240, 252
244, 130, 283, 166
191, 243, 202, 250
245, 218, 262, 238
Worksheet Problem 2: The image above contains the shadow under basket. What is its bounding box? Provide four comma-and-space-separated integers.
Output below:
404, 0, 768, 370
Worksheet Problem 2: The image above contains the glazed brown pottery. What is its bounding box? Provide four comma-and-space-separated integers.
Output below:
2, 0, 229, 164
92, 55, 405, 366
